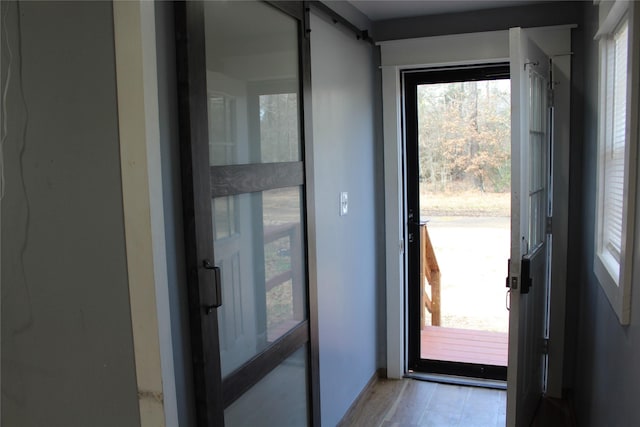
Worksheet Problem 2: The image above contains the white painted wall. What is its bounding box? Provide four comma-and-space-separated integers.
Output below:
309, 12, 380, 427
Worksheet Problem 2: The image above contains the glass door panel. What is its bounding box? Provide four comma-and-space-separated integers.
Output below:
203, 1, 310, 424
404, 65, 511, 381
204, 0, 300, 166
224, 347, 309, 426
176, 1, 314, 425
213, 187, 306, 377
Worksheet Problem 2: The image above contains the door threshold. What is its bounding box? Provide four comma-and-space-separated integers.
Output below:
404, 372, 507, 390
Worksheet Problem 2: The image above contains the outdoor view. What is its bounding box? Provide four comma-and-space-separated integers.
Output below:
418, 79, 511, 366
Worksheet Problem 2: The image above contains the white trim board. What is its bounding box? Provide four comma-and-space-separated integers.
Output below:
113, 2, 178, 426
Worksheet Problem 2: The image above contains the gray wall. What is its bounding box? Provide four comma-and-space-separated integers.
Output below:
571, 4, 640, 425
0, 2, 140, 426
373, 2, 583, 41
309, 11, 384, 427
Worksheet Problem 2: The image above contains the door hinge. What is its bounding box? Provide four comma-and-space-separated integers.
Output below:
399, 239, 405, 254
546, 216, 553, 234
542, 338, 549, 355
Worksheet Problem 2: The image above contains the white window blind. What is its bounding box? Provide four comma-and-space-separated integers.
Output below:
594, 0, 637, 325
601, 19, 628, 267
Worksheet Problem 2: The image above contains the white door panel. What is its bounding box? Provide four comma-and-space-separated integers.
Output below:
507, 27, 551, 427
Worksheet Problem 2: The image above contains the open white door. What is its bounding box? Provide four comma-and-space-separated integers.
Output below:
507, 27, 552, 427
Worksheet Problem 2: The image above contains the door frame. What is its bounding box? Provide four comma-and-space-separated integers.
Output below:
379, 27, 571, 399
403, 64, 511, 381
174, 1, 320, 425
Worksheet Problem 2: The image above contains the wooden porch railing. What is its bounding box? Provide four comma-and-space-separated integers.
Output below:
264, 223, 304, 321
420, 222, 441, 328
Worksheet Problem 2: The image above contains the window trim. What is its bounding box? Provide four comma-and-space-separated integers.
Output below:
594, 0, 639, 325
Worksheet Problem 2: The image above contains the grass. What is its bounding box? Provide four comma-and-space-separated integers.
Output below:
264, 236, 296, 329
266, 280, 294, 329
420, 190, 510, 217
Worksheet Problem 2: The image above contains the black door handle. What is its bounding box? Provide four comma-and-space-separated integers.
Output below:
202, 260, 222, 312
520, 256, 532, 294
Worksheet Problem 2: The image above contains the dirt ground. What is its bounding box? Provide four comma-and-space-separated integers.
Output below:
421, 191, 511, 333
423, 215, 510, 333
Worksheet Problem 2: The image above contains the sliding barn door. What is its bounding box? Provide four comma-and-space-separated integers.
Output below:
175, 2, 318, 425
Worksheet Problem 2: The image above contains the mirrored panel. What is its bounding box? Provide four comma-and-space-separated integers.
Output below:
213, 187, 306, 377
204, 1, 301, 166
224, 347, 309, 426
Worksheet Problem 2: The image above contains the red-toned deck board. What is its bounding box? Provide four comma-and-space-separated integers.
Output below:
421, 326, 508, 366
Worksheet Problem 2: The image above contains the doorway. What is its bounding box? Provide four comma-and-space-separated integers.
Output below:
404, 64, 511, 381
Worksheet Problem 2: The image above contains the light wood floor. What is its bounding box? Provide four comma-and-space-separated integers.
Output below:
338, 378, 506, 427
421, 326, 508, 366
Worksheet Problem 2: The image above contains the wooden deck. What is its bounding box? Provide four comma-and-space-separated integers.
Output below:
421, 326, 508, 366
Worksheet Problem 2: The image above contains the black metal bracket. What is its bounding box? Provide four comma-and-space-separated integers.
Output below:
506, 258, 511, 288
306, 1, 375, 45
520, 257, 532, 294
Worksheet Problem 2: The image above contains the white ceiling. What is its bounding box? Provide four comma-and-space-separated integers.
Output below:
347, 0, 547, 21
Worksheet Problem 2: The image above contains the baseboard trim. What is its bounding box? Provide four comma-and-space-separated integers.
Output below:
336, 368, 385, 426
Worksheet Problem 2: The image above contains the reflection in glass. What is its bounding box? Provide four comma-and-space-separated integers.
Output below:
213, 187, 306, 377
213, 196, 236, 240
260, 93, 299, 162
224, 347, 309, 426
208, 94, 237, 165
204, 1, 300, 165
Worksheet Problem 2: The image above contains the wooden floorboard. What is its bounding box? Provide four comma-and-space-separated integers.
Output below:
339, 378, 506, 427
421, 326, 508, 366
339, 377, 574, 426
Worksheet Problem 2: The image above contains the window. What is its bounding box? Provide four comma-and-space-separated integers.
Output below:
594, 1, 638, 325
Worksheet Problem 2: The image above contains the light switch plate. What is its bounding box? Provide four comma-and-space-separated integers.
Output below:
340, 191, 348, 216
